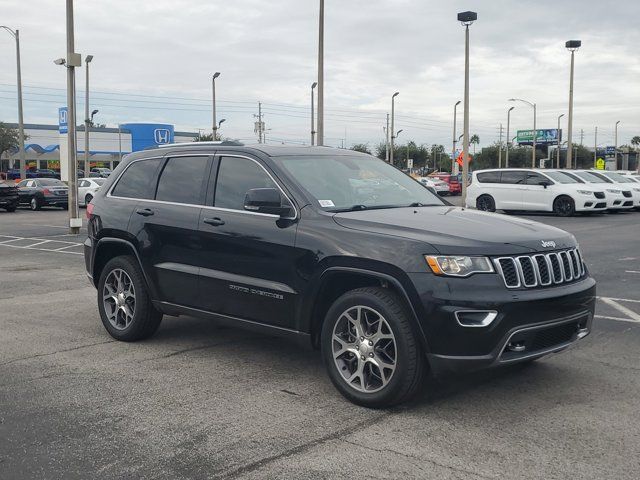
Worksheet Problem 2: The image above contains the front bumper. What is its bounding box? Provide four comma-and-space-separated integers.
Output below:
406, 272, 596, 376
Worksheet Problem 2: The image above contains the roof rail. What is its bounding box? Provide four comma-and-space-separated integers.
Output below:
152, 140, 244, 149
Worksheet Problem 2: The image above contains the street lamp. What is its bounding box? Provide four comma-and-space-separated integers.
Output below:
310, 82, 317, 145
565, 40, 581, 169
317, 0, 324, 146
452, 100, 461, 173
84, 54, 94, 169
557, 113, 564, 168
509, 98, 536, 167
458, 11, 477, 206
505, 106, 515, 168
390, 92, 399, 164
615, 120, 621, 169
1, 26, 26, 180
212, 72, 221, 140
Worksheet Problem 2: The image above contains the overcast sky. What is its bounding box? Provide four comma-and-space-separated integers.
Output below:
0, 0, 638, 150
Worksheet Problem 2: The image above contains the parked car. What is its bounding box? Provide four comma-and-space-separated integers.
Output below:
559, 170, 634, 212
466, 168, 607, 216
85, 144, 595, 407
16, 178, 69, 210
417, 176, 450, 195
78, 178, 105, 207
588, 170, 640, 210
90, 168, 112, 178
429, 172, 462, 195
0, 179, 19, 212
6, 168, 60, 180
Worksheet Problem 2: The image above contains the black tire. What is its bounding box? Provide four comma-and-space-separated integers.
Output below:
476, 194, 496, 212
97, 255, 163, 341
5, 204, 17, 212
30, 196, 41, 211
321, 287, 426, 408
553, 195, 575, 217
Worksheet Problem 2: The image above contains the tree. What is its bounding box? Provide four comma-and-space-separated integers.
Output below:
631, 136, 640, 148
350, 143, 371, 154
194, 132, 215, 142
470, 134, 480, 155
0, 122, 21, 158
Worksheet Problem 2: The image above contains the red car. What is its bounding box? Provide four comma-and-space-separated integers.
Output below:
429, 173, 462, 195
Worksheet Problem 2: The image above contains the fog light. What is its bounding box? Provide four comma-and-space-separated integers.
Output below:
455, 310, 498, 327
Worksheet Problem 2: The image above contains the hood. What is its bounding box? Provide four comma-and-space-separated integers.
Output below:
333, 206, 575, 255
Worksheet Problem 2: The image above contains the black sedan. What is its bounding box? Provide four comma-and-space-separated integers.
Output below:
17, 178, 69, 210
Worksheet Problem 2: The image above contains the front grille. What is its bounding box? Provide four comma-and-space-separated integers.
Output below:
622, 191, 632, 198
594, 191, 605, 199
595, 202, 606, 208
530, 322, 577, 350
495, 248, 584, 289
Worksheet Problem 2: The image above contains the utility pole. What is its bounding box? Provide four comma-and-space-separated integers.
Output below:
65, 0, 81, 234
385, 113, 390, 162
212, 72, 220, 140
310, 82, 317, 145
498, 123, 504, 168
557, 113, 564, 168
615, 120, 621, 169
254, 102, 264, 143
316, 0, 324, 146
390, 92, 399, 165
84, 55, 94, 170
565, 40, 581, 169
580, 128, 584, 145
594, 126, 597, 166
506, 106, 514, 168
452, 100, 461, 173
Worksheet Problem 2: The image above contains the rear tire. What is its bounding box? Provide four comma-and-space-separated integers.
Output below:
321, 287, 425, 408
30, 197, 41, 211
476, 194, 496, 212
553, 196, 575, 217
97, 255, 163, 342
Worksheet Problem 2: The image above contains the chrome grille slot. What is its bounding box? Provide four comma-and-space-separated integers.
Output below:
495, 248, 584, 289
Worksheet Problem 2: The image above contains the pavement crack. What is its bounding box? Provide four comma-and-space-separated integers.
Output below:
216, 411, 393, 479
142, 339, 251, 361
0, 340, 115, 367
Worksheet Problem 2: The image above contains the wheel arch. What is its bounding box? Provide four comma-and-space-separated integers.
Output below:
92, 238, 155, 297
306, 267, 430, 356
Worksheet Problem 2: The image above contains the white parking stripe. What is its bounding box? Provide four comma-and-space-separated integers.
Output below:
0, 235, 83, 256
595, 315, 639, 323
25, 240, 52, 247
597, 296, 640, 304
598, 297, 640, 323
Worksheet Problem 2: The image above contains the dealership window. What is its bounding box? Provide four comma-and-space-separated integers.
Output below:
500, 171, 526, 184
215, 157, 279, 211
155, 156, 209, 205
111, 158, 162, 199
476, 171, 501, 183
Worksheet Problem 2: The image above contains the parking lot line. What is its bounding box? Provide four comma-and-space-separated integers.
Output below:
0, 235, 83, 256
597, 296, 640, 304
595, 315, 640, 323
598, 297, 640, 323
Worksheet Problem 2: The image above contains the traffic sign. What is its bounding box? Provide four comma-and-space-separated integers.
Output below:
407, 158, 413, 169
596, 158, 605, 170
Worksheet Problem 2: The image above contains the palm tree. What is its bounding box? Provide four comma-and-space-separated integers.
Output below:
631, 136, 640, 148
470, 134, 480, 156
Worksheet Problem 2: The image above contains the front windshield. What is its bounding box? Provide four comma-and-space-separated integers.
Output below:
38, 179, 66, 186
277, 155, 444, 211
544, 171, 581, 184
573, 171, 609, 183
601, 172, 633, 183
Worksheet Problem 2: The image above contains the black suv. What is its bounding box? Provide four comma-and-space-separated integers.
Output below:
84, 143, 595, 407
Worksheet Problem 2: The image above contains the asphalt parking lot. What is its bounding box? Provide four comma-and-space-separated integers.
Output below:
1, 205, 639, 480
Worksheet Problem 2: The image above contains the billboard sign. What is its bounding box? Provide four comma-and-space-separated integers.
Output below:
605, 146, 616, 155
58, 107, 68, 134
516, 129, 561, 146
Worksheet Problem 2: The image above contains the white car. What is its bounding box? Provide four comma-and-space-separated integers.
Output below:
560, 170, 634, 212
78, 178, 106, 207
466, 168, 608, 216
588, 170, 640, 210
417, 177, 450, 195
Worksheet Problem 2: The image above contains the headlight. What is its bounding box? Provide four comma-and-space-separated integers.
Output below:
607, 189, 622, 194
633, 188, 640, 193
576, 190, 593, 195
425, 255, 494, 277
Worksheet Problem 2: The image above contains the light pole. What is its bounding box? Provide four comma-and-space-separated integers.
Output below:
452, 100, 461, 173
212, 72, 220, 140
390, 92, 399, 165
458, 11, 477, 205
83, 54, 94, 170
557, 113, 564, 168
509, 98, 536, 167
615, 120, 621, 169
385, 113, 390, 162
565, 40, 581, 169
505, 106, 514, 168
218, 118, 226, 139
316, 0, 324, 146
310, 82, 317, 145
594, 126, 598, 166
1, 26, 26, 179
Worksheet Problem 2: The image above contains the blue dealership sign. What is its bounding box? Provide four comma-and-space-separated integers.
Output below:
605, 146, 616, 155
58, 107, 68, 134
120, 123, 175, 151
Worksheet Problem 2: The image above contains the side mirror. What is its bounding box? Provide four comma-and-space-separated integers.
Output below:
244, 188, 292, 217
539, 180, 550, 189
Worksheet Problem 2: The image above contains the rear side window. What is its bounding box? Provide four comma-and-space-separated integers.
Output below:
500, 171, 526, 184
525, 172, 550, 185
476, 171, 501, 183
156, 156, 209, 205
215, 157, 279, 210
111, 158, 161, 199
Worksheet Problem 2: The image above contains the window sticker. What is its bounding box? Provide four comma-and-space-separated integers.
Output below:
318, 199, 335, 207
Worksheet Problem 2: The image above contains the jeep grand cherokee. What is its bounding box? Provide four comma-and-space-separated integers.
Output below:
84, 143, 595, 407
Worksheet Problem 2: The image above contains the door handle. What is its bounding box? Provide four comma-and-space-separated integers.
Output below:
135, 208, 154, 217
203, 217, 225, 226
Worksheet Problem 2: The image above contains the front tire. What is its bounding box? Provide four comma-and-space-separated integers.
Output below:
321, 287, 425, 408
97, 255, 163, 341
30, 196, 41, 211
553, 196, 575, 217
476, 194, 496, 212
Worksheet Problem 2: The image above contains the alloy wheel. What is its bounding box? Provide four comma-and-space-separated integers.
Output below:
102, 268, 136, 330
331, 306, 397, 393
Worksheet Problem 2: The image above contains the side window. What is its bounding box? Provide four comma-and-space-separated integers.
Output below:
215, 157, 279, 211
477, 171, 501, 183
525, 172, 551, 185
79, 180, 87, 188
156, 156, 209, 205
500, 171, 526, 185
111, 158, 162, 199
27, 180, 36, 187
17, 180, 28, 187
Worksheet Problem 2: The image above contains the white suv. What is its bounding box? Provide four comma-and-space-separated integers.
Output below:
589, 170, 640, 210
560, 170, 634, 212
466, 168, 608, 216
